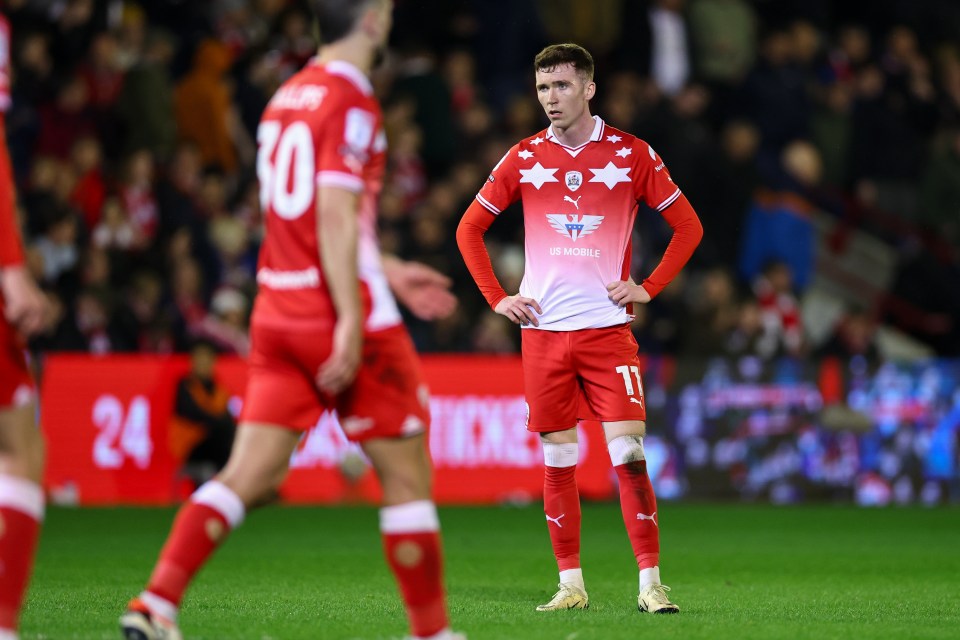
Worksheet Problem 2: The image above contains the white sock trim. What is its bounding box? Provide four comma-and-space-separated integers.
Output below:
141, 591, 178, 622
640, 566, 661, 589
559, 568, 585, 591
191, 481, 245, 528
542, 442, 578, 468
608, 435, 645, 467
379, 499, 439, 533
0, 474, 44, 522
0, 628, 18, 640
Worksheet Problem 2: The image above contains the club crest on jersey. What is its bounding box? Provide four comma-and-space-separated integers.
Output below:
547, 214, 604, 241
565, 171, 583, 192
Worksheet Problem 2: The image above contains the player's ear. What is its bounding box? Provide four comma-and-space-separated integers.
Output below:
585, 81, 596, 101
359, 2, 387, 40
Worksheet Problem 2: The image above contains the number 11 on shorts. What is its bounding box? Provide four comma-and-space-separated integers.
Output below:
615, 365, 645, 406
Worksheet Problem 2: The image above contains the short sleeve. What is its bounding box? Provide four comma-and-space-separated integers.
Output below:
634, 141, 682, 211
475, 144, 522, 215
315, 96, 379, 193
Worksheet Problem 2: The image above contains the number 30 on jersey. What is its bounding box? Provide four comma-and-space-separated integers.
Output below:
257, 121, 316, 220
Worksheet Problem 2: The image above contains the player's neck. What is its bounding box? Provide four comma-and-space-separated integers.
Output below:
550, 112, 595, 148
316, 41, 374, 77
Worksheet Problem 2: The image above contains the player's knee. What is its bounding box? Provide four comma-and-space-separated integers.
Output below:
607, 434, 645, 466
379, 467, 431, 505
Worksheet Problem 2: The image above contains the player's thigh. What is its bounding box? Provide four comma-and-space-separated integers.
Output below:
336, 326, 430, 441
574, 324, 647, 423
521, 329, 579, 432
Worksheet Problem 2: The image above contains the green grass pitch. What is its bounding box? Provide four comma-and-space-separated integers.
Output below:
22, 503, 960, 639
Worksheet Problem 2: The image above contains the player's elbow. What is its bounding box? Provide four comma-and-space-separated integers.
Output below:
455, 219, 481, 254
689, 214, 704, 247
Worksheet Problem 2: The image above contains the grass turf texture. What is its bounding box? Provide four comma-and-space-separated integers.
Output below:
22, 504, 960, 640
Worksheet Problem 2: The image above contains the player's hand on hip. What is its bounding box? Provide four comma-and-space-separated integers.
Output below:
495, 294, 543, 327
0, 266, 49, 337
606, 278, 651, 307
316, 318, 362, 395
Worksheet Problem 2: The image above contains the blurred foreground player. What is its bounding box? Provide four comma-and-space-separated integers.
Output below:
121, 2, 463, 639
457, 43, 702, 614
0, 13, 49, 639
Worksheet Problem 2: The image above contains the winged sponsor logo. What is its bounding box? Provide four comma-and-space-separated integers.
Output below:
547, 214, 604, 241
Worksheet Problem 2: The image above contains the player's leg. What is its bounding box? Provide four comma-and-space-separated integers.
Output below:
602, 421, 677, 613
521, 328, 587, 611
362, 434, 458, 640
123, 325, 321, 639
536, 426, 588, 611
577, 326, 678, 613
0, 395, 45, 638
122, 423, 301, 639
344, 326, 460, 640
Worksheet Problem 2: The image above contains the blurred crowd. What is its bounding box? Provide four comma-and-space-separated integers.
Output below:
4, 0, 960, 360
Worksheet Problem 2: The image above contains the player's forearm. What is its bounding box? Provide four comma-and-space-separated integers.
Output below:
641, 194, 703, 298
456, 203, 507, 309
317, 189, 362, 325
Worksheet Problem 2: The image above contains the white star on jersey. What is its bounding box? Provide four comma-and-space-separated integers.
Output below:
615, 147, 632, 158
589, 162, 631, 190
519, 162, 559, 189
530, 136, 545, 146
518, 149, 535, 160
606, 134, 623, 143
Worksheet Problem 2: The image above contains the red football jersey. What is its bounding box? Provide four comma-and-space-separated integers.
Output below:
252, 60, 401, 331
476, 116, 681, 330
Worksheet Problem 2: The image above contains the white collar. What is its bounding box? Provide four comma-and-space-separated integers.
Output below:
546, 115, 605, 150
321, 60, 374, 96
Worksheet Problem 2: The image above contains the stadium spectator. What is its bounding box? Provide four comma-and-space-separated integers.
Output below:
918, 128, 960, 246
816, 304, 881, 361
687, 0, 757, 123
67, 135, 106, 231
626, 0, 694, 97
752, 260, 805, 359
174, 39, 246, 175
116, 28, 177, 160
457, 43, 701, 614
35, 74, 97, 161
168, 340, 236, 487
738, 140, 820, 290
120, 3, 464, 640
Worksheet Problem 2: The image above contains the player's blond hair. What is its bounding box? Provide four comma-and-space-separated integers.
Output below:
534, 43, 595, 82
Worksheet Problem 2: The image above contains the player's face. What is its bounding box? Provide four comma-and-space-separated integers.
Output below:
535, 64, 595, 131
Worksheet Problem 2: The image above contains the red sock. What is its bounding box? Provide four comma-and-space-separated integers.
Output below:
543, 464, 581, 571
0, 476, 43, 632
614, 460, 660, 569
145, 481, 245, 608
380, 501, 448, 639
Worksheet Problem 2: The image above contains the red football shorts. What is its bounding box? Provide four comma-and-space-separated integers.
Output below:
521, 323, 646, 432
241, 323, 429, 441
0, 315, 35, 410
